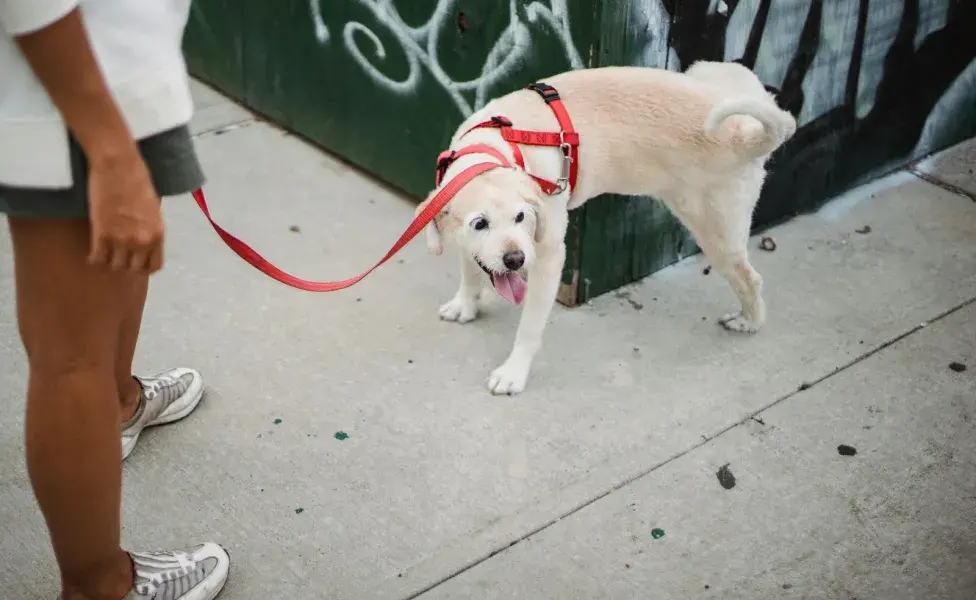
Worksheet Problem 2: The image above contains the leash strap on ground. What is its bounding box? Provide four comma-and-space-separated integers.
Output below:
192, 159, 503, 292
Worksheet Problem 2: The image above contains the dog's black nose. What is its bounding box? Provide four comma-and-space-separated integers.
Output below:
503, 250, 525, 270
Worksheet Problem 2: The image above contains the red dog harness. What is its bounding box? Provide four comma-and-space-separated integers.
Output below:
435, 82, 580, 196
192, 82, 579, 291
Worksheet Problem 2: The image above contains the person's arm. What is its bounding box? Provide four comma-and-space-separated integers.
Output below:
1, 3, 139, 167
1, 1, 166, 272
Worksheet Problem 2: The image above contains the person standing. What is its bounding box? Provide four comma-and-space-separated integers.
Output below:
0, 1, 230, 599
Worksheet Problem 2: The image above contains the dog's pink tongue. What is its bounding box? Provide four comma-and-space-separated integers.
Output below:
492, 271, 527, 305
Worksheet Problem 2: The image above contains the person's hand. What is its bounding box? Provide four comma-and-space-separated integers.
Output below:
86, 148, 166, 273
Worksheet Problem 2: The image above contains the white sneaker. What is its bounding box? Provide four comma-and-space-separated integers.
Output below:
124, 544, 230, 600
121, 367, 205, 460
56, 543, 230, 600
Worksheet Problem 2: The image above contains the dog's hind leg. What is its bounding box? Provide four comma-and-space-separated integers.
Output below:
439, 251, 483, 323
487, 241, 566, 395
679, 186, 766, 333
713, 252, 765, 332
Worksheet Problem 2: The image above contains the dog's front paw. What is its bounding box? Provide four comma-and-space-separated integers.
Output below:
439, 297, 478, 323
718, 312, 762, 333
486, 359, 530, 395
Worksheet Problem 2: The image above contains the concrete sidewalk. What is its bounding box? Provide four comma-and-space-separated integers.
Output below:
1, 81, 973, 600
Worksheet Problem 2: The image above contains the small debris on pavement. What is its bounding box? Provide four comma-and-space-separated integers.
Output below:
854, 225, 872, 234
289, 225, 301, 233
782, 583, 793, 589
625, 564, 630, 569
949, 361, 967, 372
295, 507, 305, 514
273, 418, 282, 425
702, 265, 712, 275
704, 585, 710, 590
334, 431, 349, 441
837, 444, 857, 456
798, 382, 812, 391
759, 236, 777, 251
717, 463, 736, 489
621, 294, 644, 311
407, 359, 414, 364
651, 528, 666, 539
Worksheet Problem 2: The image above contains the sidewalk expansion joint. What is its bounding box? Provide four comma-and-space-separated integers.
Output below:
191, 118, 257, 140
908, 168, 976, 202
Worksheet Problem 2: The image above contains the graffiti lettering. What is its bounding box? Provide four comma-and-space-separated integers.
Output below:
308, 0, 584, 117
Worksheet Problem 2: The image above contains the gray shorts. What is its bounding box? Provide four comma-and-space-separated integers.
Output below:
0, 125, 204, 220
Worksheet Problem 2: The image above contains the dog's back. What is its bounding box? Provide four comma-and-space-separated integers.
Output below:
684, 60, 772, 100
453, 64, 795, 201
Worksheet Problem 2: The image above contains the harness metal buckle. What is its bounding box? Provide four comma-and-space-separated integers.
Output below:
552, 133, 572, 195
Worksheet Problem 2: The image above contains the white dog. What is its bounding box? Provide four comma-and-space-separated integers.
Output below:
416, 61, 797, 395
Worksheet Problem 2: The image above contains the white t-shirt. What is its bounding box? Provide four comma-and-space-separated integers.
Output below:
0, 0, 194, 188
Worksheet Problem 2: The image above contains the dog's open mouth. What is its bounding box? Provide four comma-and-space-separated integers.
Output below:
475, 257, 526, 305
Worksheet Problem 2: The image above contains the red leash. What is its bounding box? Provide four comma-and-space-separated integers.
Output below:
194, 81, 577, 292
191, 159, 501, 292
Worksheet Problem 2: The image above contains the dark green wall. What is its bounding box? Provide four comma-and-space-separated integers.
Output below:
184, 0, 976, 305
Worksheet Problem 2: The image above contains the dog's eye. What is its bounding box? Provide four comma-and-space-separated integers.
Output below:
472, 217, 489, 231
515, 211, 525, 223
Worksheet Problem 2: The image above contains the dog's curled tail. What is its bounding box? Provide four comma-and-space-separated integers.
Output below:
704, 97, 797, 159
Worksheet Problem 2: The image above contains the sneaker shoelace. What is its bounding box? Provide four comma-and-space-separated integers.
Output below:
132, 549, 206, 597
142, 373, 182, 402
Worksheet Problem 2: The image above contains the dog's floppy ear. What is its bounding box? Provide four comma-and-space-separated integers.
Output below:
415, 192, 446, 255
525, 193, 547, 244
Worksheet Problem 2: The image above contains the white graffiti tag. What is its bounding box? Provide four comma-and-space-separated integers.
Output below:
308, 0, 584, 117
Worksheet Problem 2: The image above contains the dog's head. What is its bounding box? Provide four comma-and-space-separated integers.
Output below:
415, 167, 546, 305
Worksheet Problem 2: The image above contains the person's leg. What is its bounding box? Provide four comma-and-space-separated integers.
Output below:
5, 123, 227, 600
116, 274, 149, 423
10, 215, 228, 600
10, 216, 134, 600
115, 274, 206, 461
111, 124, 208, 459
